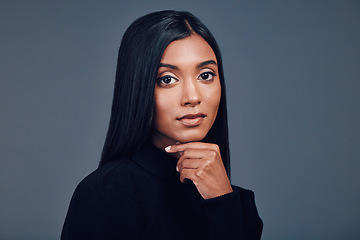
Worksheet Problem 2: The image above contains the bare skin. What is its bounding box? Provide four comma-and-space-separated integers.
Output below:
152, 34, 233, 199
165, 142, 233, 199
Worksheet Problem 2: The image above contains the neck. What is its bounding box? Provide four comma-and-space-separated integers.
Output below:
151, 131, 181, 159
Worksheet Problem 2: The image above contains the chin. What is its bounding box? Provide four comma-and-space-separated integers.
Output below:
176, 132, 208, 143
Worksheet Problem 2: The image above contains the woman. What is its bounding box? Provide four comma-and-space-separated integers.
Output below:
61, 10, 263, 240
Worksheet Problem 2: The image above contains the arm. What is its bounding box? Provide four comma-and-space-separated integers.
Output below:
166, 142, 263, 239
61, 176, 140, 240
166, 142, 233, 199
201, 186, 263, 240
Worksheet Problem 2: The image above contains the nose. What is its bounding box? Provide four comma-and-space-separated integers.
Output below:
181, 79, 202, 107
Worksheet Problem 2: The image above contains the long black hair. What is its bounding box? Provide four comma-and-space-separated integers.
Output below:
100, 10, 230, 177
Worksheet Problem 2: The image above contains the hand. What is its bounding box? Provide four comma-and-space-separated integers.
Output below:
165, 142, 233, 199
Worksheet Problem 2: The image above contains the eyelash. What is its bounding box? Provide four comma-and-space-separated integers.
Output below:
157, 75, 178, 86
157, 71, 216, 86
198, 71, 216, 81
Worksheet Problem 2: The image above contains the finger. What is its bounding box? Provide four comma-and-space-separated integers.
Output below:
176, 149, 214, 170
179, 168, 197, 183
165, 142, 219, 153
175, 142, 184, 156
179, 148, 212, 160
177, 158, 203, 172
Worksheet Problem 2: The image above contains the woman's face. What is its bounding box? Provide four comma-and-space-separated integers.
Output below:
152, 34, 221, 149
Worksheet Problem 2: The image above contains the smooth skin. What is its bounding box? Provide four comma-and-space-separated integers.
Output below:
152, 34, 233, 199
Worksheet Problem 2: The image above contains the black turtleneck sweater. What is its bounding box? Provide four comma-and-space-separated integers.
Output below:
61, 143, 263, 239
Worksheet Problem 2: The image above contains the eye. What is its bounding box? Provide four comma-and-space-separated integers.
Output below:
157, 75, 178, 86
198, 71, 215, 81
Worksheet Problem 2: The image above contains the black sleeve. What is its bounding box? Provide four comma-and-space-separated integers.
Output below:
200, 186, 263, 240
61, 178, 140, 240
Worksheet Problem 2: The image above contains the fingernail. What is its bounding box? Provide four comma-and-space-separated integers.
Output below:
176, 166, 179, 172
165, 146, 171, 152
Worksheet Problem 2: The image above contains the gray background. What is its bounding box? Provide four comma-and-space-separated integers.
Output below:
1, 0, 359, 239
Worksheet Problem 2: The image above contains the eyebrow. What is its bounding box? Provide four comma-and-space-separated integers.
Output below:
197, 60, 217, 68
159, 63, 178, 70
159, 60, 217, 70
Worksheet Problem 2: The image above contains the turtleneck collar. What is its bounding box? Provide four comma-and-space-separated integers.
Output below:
130, 142, 180, 182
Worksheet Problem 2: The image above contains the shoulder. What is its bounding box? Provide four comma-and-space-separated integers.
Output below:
232, 185, 256, 199
62, 159, 145, 239
232, 185, 263, 227
72, 157, 148, 200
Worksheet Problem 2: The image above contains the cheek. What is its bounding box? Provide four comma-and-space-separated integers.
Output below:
214, 87, 221, 107
154, 89, 177, 124
205, 83, 221, 113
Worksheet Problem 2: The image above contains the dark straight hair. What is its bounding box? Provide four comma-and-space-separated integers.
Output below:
100, 10, 230, 177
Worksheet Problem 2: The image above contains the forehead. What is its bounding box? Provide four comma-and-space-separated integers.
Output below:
160, 34, 217, 65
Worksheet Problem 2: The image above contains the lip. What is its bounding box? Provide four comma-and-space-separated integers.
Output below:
177, 113, 206, 127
